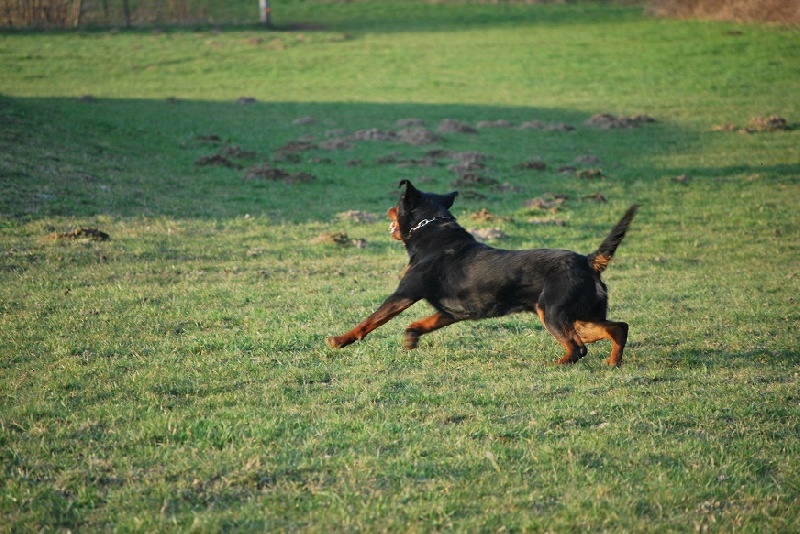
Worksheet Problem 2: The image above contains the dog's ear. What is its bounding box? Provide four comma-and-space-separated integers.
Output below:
399, 180, 422, 206
439, 191, 458, 209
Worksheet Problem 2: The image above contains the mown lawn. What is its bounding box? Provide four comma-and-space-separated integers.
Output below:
1, 1, 798, 531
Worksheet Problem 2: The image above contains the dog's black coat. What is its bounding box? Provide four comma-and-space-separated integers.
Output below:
327, 180, 638, 366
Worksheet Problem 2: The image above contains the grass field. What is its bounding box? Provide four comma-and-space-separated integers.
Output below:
1, 1, 799, 531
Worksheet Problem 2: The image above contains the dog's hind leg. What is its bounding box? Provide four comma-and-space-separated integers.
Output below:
327, 295, 416, 349
575, 320, 629, 367
536, 307, 587, 364
403, 311, 457, 349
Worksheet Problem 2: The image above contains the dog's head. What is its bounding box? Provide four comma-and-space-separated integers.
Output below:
387, 180, 458, 242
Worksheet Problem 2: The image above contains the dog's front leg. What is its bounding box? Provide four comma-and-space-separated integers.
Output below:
327, 294, 416, 349
403, 312, 457, 349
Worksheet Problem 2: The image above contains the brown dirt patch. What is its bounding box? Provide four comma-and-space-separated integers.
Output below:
292, 116, 316, 126
220, 145, 256, 160
397, 127, 441, 146
470, 208, 510, 222
310, 231, 367, 248
577, 169, 606, 180
467, 228, 506, 241
513, 159, 547, 171
525, 194, 569, 212
236, 97, 257, 105
336, 211, 378, 224
437, 119, 477, 134
354, 129, 398, 141
46, 227, 110, 241
195, 154, 243, 169
476, 120, 512, 129
242, 164, 316, 184
585, 113, 655, 129
748, 116, 789, 131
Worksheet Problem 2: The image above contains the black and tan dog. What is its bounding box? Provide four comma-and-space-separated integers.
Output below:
327, 180, 638, 366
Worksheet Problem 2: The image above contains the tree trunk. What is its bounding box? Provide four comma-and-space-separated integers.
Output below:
71, 0, 83, 27
122, 0, 130, 27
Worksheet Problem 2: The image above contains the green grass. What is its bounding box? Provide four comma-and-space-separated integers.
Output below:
1, 1, 799, 531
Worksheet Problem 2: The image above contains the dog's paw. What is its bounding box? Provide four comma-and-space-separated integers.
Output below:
402, 330, 420, 350
326, 336, 348, 349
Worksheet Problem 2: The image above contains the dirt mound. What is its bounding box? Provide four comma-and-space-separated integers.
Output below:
319, 138, 354, 150
292, 116, 316, 126
354, 129, 398, 141
242, 164, 315, 183
544, 122, 576, 131
46, 227, 110, 241
525, 194, 569, 212
397, 127, 441, 146
195, 154, 243, 169
585, 113, 655, 129
275, 140, 318, 162
194, 134, 222, 143
451, 151, 489, 164
749, 116, 789, 131
467, 228, 506, 241
336, 211, 378, 223
517, 120, 545, 130
220, 145, 256, 160
310, 231, 367, 248
448, 162, 485, 175
437, 119, 477, 134
513, 159, 547, 171
477, 119, 512, 129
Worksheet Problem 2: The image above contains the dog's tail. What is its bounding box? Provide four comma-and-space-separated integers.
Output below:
587, 204, 639, 273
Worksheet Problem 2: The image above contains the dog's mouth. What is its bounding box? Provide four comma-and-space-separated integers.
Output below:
387, 207, 403, 241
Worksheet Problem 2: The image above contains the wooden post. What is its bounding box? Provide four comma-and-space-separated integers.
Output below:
259, 0, 270, 27
122, 0, 131, 27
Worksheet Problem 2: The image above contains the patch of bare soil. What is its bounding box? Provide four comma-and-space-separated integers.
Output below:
437, 119, 477, 134
451, 151, 489, 165
397, 128, 441, 146
242, 164, 315, 183
275, 140, 318, 162
513, 159, 547, 171
517, 120, 545, 130
580, 193, 608, 203
467, 228, 506, 241
292, 116, 316, 126
748, 116, 789, 131
77, 95, 97, 103
585, 113, 655, 129
319, 138, 354, 150
477, 120, 512, 129
448, 162, 486, 175
528, 216, 566, 226
353, 129, 398, 141
220, 145, 256, 160
310, 231, 367, 248
544, 122, 576, 131
577, 169, 606, 180
525, 194, 569, 212
470, 208, 510, 222
195, 154, 243, 169
236, 97, 257, 104
336, 210, 378, 224
46, 227, 110, 241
